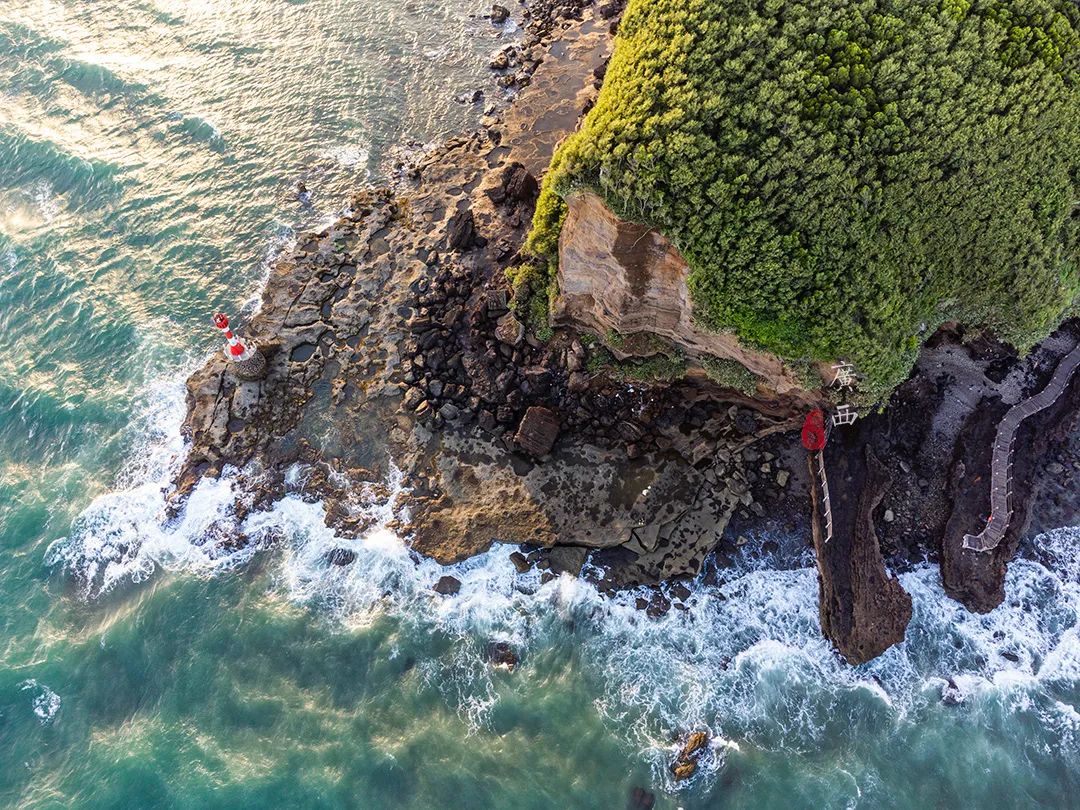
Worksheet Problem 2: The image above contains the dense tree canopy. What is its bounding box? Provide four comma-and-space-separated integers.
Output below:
530, 0, 1080, 398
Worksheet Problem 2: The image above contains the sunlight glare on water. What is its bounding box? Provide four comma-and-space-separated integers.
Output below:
2, 1, 1080, 808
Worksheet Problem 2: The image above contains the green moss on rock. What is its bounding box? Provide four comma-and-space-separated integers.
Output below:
506, 262, 554, 341
531, 0, 1080, 399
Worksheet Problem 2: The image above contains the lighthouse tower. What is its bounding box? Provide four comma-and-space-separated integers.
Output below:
213, 312, 267, 381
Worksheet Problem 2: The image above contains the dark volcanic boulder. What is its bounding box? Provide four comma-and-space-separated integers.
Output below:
514, 406, 560, 457
503, 162, 539, 202
433, 575, 462, 595
446, 208, 478, 251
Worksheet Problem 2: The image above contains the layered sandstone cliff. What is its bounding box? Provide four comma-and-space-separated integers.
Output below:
554, 191, 827, 403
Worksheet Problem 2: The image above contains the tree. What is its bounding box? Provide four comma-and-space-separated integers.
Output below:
528, 0, 1080, 400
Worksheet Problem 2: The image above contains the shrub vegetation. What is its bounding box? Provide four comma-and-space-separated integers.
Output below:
701, 355, 762, 395
529, 0, 1080, 399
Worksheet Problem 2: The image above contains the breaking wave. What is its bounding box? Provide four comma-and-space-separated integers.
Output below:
44, 372, 257, 598
221, 488, 1080, 793
18, 679, 61, 725
44, 346, 1080, 797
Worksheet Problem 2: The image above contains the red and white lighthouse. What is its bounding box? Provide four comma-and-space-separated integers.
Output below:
213, 312, 267, 380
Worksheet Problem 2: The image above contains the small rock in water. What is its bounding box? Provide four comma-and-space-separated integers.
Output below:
883, 508, 895, 523
941, 677, 965, 706
509, 550, 532, 573
433, 575, 462, 595
646, 592, 671, 618
486, 640, 517, 669
491, 3, 510, 24
296, 180, 311, 206
455, 89, 484, 104
671, 730, 709, 781
1047, 461, 1065, 475
325, 548, 356, 566
680, 731, 709, 758
672, 761, 696, 781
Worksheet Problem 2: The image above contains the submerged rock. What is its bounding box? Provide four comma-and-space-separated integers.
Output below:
486, 640, 517, 669
325, 548, 356, 566
941, 678, 965, 706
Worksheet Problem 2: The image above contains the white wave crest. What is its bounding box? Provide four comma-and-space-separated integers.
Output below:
19, 679, 61, 725
49, 372, 1080, 794
243, 490, 1080, 792
320, 143, 371, 169
46, 374, 256, 598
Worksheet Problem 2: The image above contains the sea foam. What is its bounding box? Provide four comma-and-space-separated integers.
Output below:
49, 380, 1080, 793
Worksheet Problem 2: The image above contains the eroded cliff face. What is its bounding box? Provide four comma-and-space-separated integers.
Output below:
810, 439, 912, 664
555, 191, 826, 403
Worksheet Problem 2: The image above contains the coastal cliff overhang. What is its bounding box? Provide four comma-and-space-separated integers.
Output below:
528, 0, 1080, 403
554, 190, 827, 404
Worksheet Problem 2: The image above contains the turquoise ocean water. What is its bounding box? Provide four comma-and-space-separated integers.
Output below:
3, 2, 1080, 807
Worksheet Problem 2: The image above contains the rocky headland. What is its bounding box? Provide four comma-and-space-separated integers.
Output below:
172, 0, 1080, 665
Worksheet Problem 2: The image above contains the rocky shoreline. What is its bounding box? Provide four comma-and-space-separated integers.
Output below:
171, 0, 1080, 665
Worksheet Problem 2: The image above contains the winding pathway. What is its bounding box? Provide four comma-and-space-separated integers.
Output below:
963, 341, 1080, 552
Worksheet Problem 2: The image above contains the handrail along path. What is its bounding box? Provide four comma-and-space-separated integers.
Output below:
963, 341, 1080, 553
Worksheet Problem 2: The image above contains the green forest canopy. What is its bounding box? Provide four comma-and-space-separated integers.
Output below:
528, 0, 1080, 399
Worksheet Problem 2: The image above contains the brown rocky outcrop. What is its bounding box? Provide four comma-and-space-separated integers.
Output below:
514, 405, 560, 456
555, 191, 825, 401
162, 0, 1080, 670
941, 355, 1080, 612
809, 437, 912, 664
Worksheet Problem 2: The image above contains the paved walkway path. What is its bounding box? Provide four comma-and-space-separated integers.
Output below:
963, 341, 1080, 552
